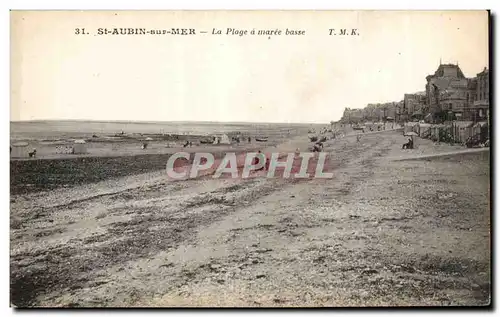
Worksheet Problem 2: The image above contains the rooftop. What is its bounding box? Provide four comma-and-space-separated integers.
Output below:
477, 67, 489, 76
428, 63, 466, 79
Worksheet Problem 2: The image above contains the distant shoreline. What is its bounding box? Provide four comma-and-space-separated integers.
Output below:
10, 119, 332, 126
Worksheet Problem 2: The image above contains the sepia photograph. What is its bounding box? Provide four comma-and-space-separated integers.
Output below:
9, 10, 491, 307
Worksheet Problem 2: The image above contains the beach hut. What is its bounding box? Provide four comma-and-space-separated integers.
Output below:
404, 122, 418, 134
452, 121, 474, 143
73, 139, 87, 154
418, 123, 432, 138
11, 142, 29, 158
219, 134, 231, 145
430, 124, 446, 142
473, 122, 488, 142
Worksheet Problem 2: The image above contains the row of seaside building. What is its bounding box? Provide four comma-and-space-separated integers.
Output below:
340, 63, 490, 125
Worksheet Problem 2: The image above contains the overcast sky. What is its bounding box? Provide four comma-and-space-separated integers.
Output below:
11, 10, 489, 123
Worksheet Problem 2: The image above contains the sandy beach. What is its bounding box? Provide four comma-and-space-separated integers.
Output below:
10, 129, 490, 307
9, 9, 491, 309
10, 121, 317, 195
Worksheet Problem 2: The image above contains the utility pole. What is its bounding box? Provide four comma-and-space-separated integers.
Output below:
383, 106, 387, 130
488, 105, 490, 138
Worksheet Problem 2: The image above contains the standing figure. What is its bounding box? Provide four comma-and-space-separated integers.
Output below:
402, 138, 413, 149
252, 150, 265, 171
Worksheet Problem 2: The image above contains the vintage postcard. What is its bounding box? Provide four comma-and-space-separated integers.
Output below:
10, 10, 490, 307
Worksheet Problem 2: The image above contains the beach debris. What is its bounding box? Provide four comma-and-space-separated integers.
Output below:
255, 137, 268, 142
159, 263, 174, 269
361, 268, 378, 275
438, 192, 455, 200
255, 248, 273, 254
209, 264, 222, 271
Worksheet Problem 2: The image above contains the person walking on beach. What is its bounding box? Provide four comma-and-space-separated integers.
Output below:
252, 150, 268, 171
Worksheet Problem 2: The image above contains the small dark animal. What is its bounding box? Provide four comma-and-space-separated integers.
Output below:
28, 149, 37, 158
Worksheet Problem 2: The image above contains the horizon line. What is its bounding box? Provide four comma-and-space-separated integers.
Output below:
10, 119, 338, 125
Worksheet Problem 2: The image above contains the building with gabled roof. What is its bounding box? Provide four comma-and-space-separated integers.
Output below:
425, 63, 469, 122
